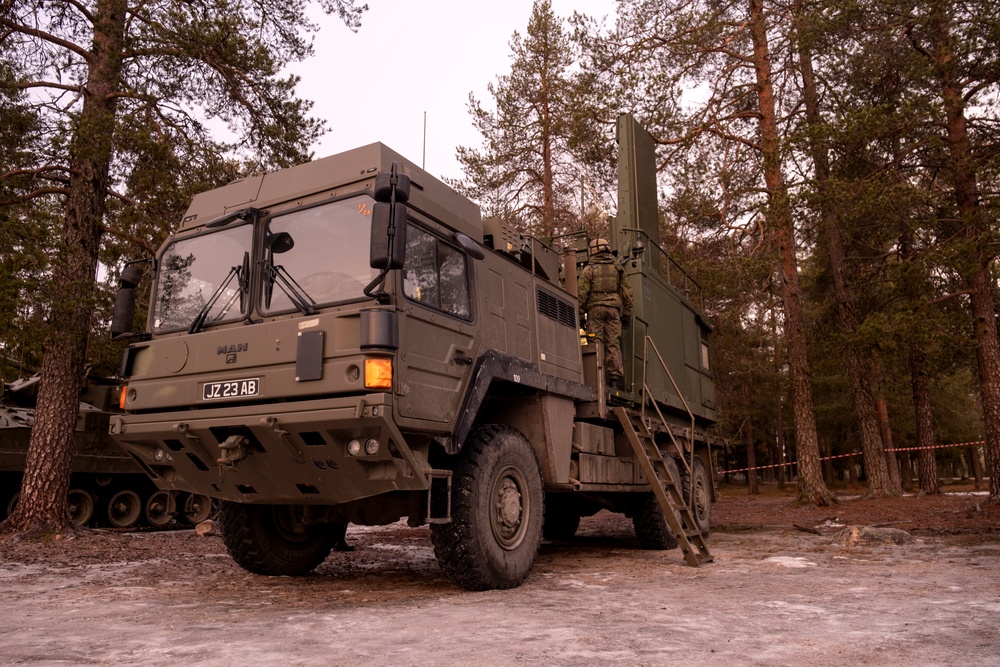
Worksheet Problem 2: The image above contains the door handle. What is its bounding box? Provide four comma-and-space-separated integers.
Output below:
453, 351, 473, 365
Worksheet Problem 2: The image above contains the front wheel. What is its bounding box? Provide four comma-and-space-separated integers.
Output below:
220, 502, 334, 576
431, 425, 544, 591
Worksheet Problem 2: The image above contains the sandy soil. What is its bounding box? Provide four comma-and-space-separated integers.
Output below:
1, 486, 998, 666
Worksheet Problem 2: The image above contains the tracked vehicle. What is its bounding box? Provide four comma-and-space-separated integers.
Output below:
1, 374, 212, 528
109, 114, 717, 589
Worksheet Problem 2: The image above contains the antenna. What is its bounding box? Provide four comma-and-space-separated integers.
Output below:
422, 111, 427, 170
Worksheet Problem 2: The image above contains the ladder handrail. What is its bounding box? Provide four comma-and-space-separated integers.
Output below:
613, 406, 712, 566
639, 335, 698, 498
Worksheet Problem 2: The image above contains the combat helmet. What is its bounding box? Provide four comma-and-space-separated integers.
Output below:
588, 238, 611, 255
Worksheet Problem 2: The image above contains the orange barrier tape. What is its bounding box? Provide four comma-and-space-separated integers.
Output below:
718, 440, 986, 475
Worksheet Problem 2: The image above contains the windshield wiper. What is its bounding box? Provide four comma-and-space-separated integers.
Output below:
188, 253, 248, 334
262, 262, 317, 315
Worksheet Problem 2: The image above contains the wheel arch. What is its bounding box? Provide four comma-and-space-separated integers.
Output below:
438, 350, 591, 486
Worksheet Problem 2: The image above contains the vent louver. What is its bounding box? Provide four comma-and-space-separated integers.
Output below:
537, 287, 578, 329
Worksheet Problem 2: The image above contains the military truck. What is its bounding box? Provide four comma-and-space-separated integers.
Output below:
109, 114, 717, 590
1, 373, 213, 528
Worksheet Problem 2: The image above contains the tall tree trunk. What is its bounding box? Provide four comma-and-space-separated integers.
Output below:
929, 4, 1000, 504
749, 0, 834, 505
538, 39, 556, 240
746, 419, 759, 495
899, 453, 914, 493
968, 445, 984, 491
772, 298, 786, 490
1, 0, 126, 535
794, 9, 897, 497
875, 388, 902, 491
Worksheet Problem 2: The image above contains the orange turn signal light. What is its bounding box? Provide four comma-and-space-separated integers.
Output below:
119, 385, 128, 410
364, 358, 393, 389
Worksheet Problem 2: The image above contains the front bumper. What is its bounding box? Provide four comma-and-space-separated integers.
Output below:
109, 393, 430, 504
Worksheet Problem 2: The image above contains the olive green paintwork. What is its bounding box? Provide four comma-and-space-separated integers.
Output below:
612, 115, 716, 426
109, 117, 716, 515
179, 143, 483, 244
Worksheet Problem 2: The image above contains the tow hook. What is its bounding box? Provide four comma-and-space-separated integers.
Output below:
218, 435, 252, 468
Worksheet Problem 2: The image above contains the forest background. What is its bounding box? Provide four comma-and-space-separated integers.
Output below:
1, 0, 997, 534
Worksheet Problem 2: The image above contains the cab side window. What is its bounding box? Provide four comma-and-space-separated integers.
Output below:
403, 225, 471, 319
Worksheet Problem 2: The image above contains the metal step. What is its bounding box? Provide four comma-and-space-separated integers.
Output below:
613, 406, 713, 567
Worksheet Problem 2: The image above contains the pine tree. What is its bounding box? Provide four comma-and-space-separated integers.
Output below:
0, 0, 367, 537
455, 0, 594, 239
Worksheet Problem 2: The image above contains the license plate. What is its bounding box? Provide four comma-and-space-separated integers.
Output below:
202, 378, 260, 401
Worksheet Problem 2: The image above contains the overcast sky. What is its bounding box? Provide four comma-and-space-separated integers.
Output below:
289, 0, 617, 185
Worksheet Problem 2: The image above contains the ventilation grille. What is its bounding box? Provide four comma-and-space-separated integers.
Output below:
537, 287, 578, 329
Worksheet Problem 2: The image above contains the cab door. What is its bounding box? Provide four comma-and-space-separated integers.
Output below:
394, 224, 481, 427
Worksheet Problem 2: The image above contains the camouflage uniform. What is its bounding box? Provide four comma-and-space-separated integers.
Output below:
578, 247, 633, 384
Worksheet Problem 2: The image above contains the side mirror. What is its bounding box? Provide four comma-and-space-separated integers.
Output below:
370, 202, 407, 269
110, 264, 144, 341
265, 231, 294, 254
453, 232, 485, 260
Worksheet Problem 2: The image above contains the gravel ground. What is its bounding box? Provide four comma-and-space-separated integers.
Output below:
0, 486, 997, 666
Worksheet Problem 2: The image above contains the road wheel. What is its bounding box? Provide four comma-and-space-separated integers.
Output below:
220, 502, 334, 576
107, 490, 142, 528
543, 493, 581, 540
679, 456, 711, 536
68, 489, 95, 526
430, 425, 544, 591
632, 455, 680, 550
182, 493, 214, 524
145, 491, 173, 527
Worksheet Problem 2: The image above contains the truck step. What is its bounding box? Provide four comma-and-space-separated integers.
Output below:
612, 407, 713, 567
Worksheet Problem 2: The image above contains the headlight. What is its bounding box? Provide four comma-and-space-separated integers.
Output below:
364, 438, 380, 455
347, 439, 362, 456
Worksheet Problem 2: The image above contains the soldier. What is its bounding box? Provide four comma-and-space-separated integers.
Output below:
578, 238, 633, 387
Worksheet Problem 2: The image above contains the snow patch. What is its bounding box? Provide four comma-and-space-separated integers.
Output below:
764, 556, 817, 568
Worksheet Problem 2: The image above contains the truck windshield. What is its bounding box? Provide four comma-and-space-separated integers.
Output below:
260, 196, 378, 314
152, 224, 253, 333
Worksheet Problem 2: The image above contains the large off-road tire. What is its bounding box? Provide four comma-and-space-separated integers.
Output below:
543, 493, 581, 541
220, 502, 334, 576
430, 425, 544, 591
679, 456, 711, 536
632, 455, 680, 550
632, 493, 680, 550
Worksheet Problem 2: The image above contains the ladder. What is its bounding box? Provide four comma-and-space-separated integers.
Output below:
613, 406, 713, 567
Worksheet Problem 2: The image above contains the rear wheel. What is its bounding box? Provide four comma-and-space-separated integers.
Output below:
220, 502, 334, 576
632, 455, 680, 550
679, 456, 711, 536
431, 425, 544, 591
